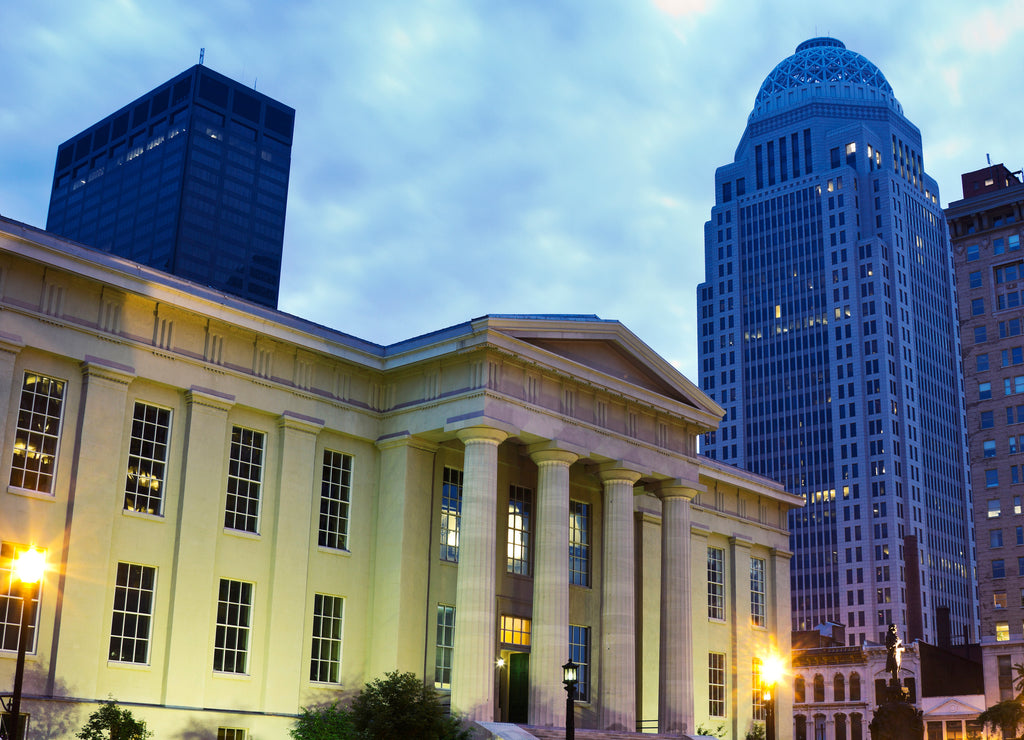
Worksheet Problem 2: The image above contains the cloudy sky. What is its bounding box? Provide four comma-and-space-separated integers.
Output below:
2, 1, 1022, 381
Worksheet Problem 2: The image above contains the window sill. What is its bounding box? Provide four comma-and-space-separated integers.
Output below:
122, 509, 164, 522
212, 670, 252, 680
317, 546, 351, 557
223, 528, 261, 541
7, 486, 56, 503
107, 660, 151, 670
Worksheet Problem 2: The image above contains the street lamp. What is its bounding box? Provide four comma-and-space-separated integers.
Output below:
760, 654, 784, 740
4, 547, 44, 740
562, 658, 578, 740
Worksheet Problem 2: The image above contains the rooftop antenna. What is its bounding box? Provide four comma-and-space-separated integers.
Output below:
199, 47, 205, 65
987, 153, 992, 165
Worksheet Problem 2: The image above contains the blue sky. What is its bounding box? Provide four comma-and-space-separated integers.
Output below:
1, 1, 1022, 381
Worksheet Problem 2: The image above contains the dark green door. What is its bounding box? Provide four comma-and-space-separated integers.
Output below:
508, 652, 529, 723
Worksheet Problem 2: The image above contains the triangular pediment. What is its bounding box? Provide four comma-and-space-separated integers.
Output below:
480, 315, 722, 423
925, 697, 986, 716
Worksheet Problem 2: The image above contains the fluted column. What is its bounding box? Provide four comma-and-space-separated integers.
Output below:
451, 426, 508, 721
598, 465, 642, 731
528, 447, 579, 727
658, 483, 700, 734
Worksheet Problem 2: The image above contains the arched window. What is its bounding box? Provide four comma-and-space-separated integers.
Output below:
849, 672, 861, 701
835, 713, 848, 740
795, 676, 806, 703
813, 674, 825, 702
851, 712, 863, 740
795, 715, 808, 740
834, 673, 846, 701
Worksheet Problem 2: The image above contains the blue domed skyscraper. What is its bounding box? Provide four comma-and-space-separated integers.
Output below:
698, 39, 977, 656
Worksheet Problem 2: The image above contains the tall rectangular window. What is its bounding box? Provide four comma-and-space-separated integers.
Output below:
569, 501, 591, 587
318, 450, 352, 550
752, 657, 766, 720
709, 652, 726, 717
440, 467, 463, 562
124, 402, 171, 515
569, 625, 591, 702
224, 427, 265, 533
507, 485, 532, 575
214, 579, 252, 674
10, 373, 65, 494
708, 547, 725, 620
750, 557, 766, 627
109, 562, 156, 663
310, 594, 343, 683
0, 543, 41, 652
434, 604, 455, 689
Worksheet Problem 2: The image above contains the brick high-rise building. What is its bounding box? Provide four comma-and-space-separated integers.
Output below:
947, 162, 1024, 646
46, 65, 294, 308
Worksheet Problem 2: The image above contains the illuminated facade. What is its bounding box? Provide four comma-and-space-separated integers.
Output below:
698, 38, 976, 645
45, 65, 293, 308
0, 217, 800, 738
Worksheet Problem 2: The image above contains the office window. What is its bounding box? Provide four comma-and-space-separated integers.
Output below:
978, 354, 989, 371
993, 529, 1004, 548
109, 562, 156, 664
124, 402, 171, 515
214, 579, 252, 674
507, 485, 532, 575
981, 411, 994, 429
708, 547, 725, 620
709, 652, 726, 716
569, 625, 591, 702
217, 730, 246, 740
980, 382, 992, 400
434, 604, 455, 689
969, 271, 983, 289
500, 615, 531, 647
310, 594, 343, 683
975, 326, 987, 343
752, 657, 766, 720
987, 470, 1000, 488
0, 543, 42, 652
224, 427, 265, 534
750, 557, 766, 627
996, 622, 1010, 641
990, 499, 1002, 518
10, 372, 66, 494
994, 559, 1006, 578
985, 440, 997, 458
318, 450, 352, 551
995, 591, 1008, 609
569, 501, 591, 587
440, 467, 463, 562
967, 244, 980, 261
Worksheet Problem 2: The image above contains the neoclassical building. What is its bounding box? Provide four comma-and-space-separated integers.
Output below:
0, 217, 801, 738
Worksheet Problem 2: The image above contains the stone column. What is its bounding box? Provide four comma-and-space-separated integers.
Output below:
658, 483, 700, 734
451, 426, 508, 721
528, 446, 578, 727
598, 465, 642, 732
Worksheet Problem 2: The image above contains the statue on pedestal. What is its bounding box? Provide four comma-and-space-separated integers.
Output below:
885, 623, 903, 683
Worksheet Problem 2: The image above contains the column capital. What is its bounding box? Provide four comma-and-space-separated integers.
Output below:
277, 410, 324, 436
80, 357, 136, 386
186, 386, 235, 414
657, 479, 705, 501
375, 431, 439, 454
730, 534, 754, 551
597, 463, 643, 486
455, 425, 509, 446
528, 442, 580, 467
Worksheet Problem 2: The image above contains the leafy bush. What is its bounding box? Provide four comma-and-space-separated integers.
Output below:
76, 700, 151, 740
350, 671, 470, 740
289, 702, 356, 740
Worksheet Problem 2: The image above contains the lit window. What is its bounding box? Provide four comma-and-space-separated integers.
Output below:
318, 450, 352, 551
500, 615, 531, 646
214, 579, 252, 674
310, 594, 343, 683
434, 604, 455, 689
1016, 496, 1022, 514
224, 427, 265, 534
996, 622, 1010, 641
752, 657, 766, 720
709, 652, 726, 716
708, 547, 725, 620
507, 485, 532, 575
10, 373, 65, 494
440, 468, 462, 562
990, 499, 1002, 518
569, 625, 591, 702
750, 557, 766, 627
124, 402, 171, 515
0, 543, 42, 652
217, 730, 246, 740
569, 501, 591, 587
995, 592, 1008, 609
109, 562, 155, 664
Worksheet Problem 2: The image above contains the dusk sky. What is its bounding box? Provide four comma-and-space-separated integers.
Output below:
2, 1, 1021, 381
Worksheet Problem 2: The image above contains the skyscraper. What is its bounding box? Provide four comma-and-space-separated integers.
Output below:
46, 64, 294, 308
946, 162, 1024, 646
698, 38, 977, 645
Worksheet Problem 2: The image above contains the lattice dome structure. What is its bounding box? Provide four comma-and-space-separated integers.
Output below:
748, 37, 902, 123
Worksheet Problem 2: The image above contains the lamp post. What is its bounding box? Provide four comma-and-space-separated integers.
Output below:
562, 658, 578, 740
761, 654, 784, 740
5, 548, 44, 740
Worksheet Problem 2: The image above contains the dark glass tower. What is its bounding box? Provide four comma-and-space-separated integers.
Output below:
46, 65, 293, 308
698, 38, 977, 645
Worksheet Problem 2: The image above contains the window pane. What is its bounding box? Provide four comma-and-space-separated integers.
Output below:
124, 402, 172, 515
